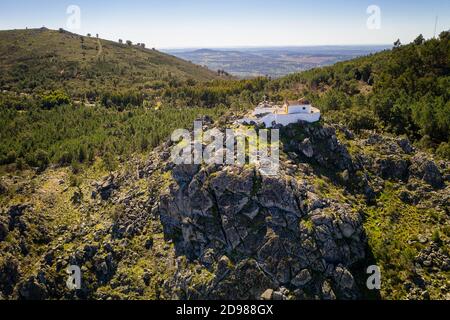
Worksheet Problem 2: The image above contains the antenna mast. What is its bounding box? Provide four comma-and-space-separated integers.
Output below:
434, 16, 438, 38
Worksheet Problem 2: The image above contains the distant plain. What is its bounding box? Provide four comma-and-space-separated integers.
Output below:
165, 45, 391, 78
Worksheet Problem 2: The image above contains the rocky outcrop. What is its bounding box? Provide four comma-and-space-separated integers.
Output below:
374, 157, 410, 181
0, 120, 448, 301
410, 154, 444, 188
282, 123, 354, 172
0, 256, 20, 296
0, 215, 8, 242
92, 174, 121, 201
159, 162, 367, 299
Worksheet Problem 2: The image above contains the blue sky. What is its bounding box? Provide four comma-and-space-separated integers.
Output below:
0, 0, 448, 48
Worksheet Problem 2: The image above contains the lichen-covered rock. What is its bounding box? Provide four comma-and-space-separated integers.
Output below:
282, 123, 354, 172
0, 215, 8, 242
410, 154, 444, 188
374, 157, 410, 181
291, 269, 312, 287
0, 255, 20, 296
158, 161, 367, 299
1, 119, 447, 301
16, 276, 47, 300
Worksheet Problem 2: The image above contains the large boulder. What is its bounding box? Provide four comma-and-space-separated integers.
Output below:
0, 215, 8, 242
282, 123, 354, 172
17, 276, 47, 300
374, 157, 410, 181
158, 162, 367, 299
92, 174, 120, 201
410, 154, 444, 188
0, 256, 20, 296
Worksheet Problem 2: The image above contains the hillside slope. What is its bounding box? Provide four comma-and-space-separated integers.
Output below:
0, 28, 225, 97
0, 119, 448, 300
0, 32, 449, 301
269, 32, 450, 158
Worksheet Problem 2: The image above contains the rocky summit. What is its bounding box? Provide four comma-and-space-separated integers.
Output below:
159, 163, 366, 299
1, 118, 448, 300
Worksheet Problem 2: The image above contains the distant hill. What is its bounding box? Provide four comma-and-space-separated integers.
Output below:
0, 28, 226, 97
166, 45, 391, 78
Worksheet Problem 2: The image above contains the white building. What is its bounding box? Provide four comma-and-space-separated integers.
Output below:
250, 99, 320, 128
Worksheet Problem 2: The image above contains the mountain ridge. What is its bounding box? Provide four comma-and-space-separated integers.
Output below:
0, 28, 228, 97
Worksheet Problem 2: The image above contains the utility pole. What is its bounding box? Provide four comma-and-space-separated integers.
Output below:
434, 16, 438, 38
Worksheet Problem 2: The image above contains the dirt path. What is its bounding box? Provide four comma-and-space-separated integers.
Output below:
96, 38, 103, 59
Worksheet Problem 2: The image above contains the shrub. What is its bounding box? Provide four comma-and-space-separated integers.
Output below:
69, 173, 81, 187
432, 230, 442, 246
4, 151, 17, 165
27, 149, 50, 171
103, 153, 118, 172
41, 90, 70, 109
58, 151, 74, 166
345, 108, 379, 133
436, 142, 450, 160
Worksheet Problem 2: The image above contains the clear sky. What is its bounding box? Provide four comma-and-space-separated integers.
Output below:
0, 0, 449, 48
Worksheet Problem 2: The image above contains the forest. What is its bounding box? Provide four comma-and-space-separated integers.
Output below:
1, 31, 449, 174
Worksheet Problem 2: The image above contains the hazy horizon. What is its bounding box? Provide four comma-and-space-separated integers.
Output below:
162, 44, 392, 51
0, 0, 448, 49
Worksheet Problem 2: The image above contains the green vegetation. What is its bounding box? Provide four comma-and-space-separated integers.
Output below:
364, 182, 448, 299
0, 28, 268, 172
0, 28, 226, 99
0, 28, 449, 301
269, 32, 450, 158
1, 29, 448, 173
0, 103, 239, 171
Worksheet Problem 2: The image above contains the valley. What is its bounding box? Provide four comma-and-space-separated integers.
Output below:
165, 46, 391, 78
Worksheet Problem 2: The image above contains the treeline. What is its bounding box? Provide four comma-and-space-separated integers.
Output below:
0, 74, 271, 172
0, 103, 233, 172
1, 77, 269, 111
0, 90, 70, 110
162, 78, 268, 107
1, 32, 449, 174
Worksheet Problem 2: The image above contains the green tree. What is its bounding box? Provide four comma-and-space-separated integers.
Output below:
414, 34, 425, 45
41, 90, 70, 109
